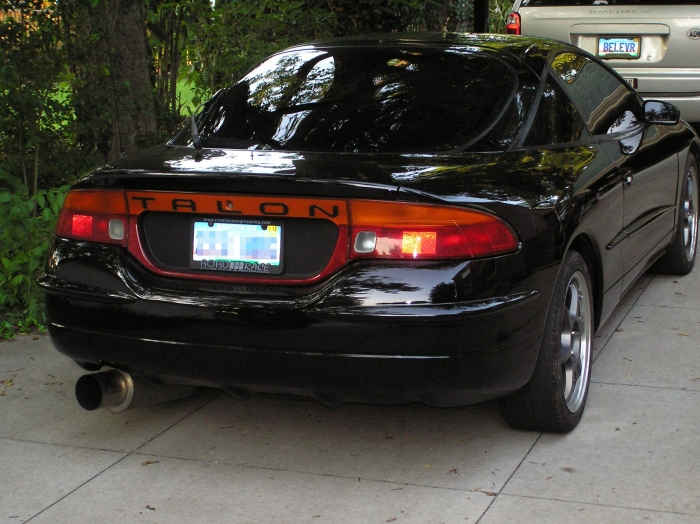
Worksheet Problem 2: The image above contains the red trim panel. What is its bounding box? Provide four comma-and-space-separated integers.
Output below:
126, 192, 350, 285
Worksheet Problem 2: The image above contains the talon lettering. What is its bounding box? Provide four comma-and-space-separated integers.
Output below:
127, 192, 348, 222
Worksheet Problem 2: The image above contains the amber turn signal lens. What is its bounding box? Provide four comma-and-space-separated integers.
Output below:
55, 190, 128, 246
349, 200, 518, 260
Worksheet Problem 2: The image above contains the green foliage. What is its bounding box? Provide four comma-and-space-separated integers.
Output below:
317, 0, 444, 35
163, 0, 477, 105
489, 0, 514, 33
0, 172, 68, 338
0, 2, 60, 182
172, 0, 336, 104
0, 1, 92, 191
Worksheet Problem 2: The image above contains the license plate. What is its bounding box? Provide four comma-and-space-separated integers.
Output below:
191, 219, 283, 275
597, 36, 641, 59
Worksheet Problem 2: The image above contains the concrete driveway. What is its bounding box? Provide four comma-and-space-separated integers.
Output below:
2, 271, 699, 523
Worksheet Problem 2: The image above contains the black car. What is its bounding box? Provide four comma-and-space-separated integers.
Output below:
40, 33, 700, 432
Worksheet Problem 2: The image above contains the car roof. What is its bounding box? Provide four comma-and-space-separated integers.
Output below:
281, 32, 574, 74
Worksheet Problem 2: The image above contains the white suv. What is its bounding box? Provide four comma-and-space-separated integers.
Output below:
507, 0, 700, 123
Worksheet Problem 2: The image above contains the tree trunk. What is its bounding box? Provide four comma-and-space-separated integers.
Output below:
69, 0, 158, 165
473, 0, 490, 32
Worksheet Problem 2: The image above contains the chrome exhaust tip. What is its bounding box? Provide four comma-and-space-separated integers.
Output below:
75, 369, 196, 412
75, 369, 133, 411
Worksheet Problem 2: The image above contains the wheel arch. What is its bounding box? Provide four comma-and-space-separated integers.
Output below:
566, 233, 603, 332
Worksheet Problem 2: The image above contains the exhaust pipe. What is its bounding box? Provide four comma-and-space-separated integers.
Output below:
75, 369, 197, 412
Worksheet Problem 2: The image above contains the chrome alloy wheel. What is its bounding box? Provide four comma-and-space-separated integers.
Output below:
683, 163, 698, 262
559, 271, 591, 413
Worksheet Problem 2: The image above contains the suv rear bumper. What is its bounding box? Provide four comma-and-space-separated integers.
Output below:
615, 67, 700, 123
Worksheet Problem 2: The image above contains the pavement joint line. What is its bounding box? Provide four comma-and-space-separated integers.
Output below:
0, 388, 225, 453
0, 435, 132, 454
134, 389, 223, 452
16, 391, 222, 522
474, 432, 544, 524
21, 452, 131, 523
495, 492, 700, 517
590, 380, 700, 392
126, 450, 504, 495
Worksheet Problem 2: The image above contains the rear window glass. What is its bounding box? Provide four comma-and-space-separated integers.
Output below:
179, 47, 517, 153
522, 1, 699, 5
523, 75, 589, 146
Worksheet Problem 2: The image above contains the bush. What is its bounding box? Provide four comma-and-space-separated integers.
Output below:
0, 171, 68, 338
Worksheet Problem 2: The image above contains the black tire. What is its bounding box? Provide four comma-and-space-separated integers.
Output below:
653, 154, 698, 275
499, 250, 593, 432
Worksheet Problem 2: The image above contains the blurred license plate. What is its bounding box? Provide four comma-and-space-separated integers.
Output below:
191, 219, 283, 274
624, 77, 638, 89
597, 37, 640, 59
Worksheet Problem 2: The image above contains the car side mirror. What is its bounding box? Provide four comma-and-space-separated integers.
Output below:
644, 100, 680, 125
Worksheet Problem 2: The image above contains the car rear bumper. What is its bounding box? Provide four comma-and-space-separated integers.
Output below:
41, 237, 557, 406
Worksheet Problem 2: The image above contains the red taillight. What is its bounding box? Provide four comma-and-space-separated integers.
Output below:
56, 190, 128, 246
71, 214, 93, 237
506, 12, 521, 35
349, 201, 519, 260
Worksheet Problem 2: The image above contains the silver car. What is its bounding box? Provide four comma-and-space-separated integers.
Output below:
507, 0, 700, 123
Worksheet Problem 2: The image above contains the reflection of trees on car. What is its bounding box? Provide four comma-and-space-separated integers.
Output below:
187, 47, 518, 154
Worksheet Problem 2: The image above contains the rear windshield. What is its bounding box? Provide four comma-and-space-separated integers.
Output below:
522, 1, 699, 5
177, 47, 517, 153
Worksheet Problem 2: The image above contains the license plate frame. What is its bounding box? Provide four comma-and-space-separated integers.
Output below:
597, 36, 641, 60
190, 218, 283, 275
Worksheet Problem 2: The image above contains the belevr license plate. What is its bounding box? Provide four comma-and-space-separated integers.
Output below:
597, 37, 641, 59
191, 219, 283, 275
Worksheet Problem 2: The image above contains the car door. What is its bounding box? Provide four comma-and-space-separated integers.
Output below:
550, 52, 678, 293
607, 119, 679, 292
525, 56, 624, 298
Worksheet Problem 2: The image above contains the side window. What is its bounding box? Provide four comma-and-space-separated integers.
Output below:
524, 74, 589, 147
551, 52, 642, 137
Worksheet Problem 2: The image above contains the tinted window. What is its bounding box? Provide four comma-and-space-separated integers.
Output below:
524, 74, 589, 146
178, 47, 517, 153
551, 53, 641, 136
522, 1, 699, 5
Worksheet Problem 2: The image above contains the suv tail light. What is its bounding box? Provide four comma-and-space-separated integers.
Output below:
55, 190, 128, 247
349, 201, 519, 260
506, 12, 521, 35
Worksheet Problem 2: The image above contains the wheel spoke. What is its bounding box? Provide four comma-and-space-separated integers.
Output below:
567, 283, 579, 325
560, 339, 572, 364
571, 355, 582, 383
562, 362, 573, 399
684, 166, 698, 260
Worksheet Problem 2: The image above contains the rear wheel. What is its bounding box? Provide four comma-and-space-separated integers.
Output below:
653, 155, 698, 275
499, 250, 593, 432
